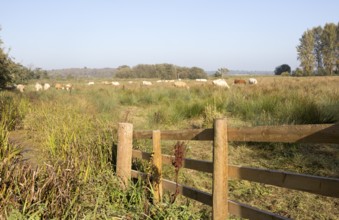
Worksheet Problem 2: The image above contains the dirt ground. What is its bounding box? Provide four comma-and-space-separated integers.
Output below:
8, 130, 47, 169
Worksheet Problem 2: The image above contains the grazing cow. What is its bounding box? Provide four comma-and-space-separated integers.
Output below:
65, 83, 72, 91
102, 81, 110, 85
44, 83, 51, 90
111, 81, 120, 86
174, 81, 189, 89
248, 78, 258, 85
196, 79, 207, 82
88, 82, 95, 85
234, 79, 246, 85
35, 83, 43, 91
55, 83, 64, 90
142, 81, 152, 86
212, 79, 230, 88
16, 84, 25, 93
128, 81, 133, 84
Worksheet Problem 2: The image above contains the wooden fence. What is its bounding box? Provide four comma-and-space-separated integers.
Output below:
116, 118, 339, 220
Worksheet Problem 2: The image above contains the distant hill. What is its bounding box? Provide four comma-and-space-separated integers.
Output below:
48, 68, 116, 78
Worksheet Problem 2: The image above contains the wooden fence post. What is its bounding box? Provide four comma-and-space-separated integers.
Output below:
152, 130, 163, 203
117, 123, 133, 189
213, 118, 228, 220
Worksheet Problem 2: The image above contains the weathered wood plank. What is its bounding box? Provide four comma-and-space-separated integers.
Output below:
228, 200, 290, 220
152, 130, 163, 202
133, 124, 339, 144
228, 124, 339, 144
162, 178, 213, 206
131, 170, 289, 220
229, 165, 339, 198
132, 150, 339, 198
116, 123, 133, 189
133, 128, 213, 140
212, 118, 228, 219
131, 170, 212, 205
132, 150, 213, 173
131, 170, 148, 179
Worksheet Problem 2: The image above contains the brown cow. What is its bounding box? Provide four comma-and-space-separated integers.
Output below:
234, 79, 246, 85
55, 83, 64, 90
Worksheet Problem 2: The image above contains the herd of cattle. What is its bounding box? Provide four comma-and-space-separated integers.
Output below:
14, 82, 73, 93
13, 78, 258, 93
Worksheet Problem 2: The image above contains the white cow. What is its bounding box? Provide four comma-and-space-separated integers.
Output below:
87, 82, 95, 85
65, 83, 72, 91
43, 83, 51, 90
35, 83, 43, 91
16, 84, 25, 93
212, 79, 230, 89
196, 79, 207, 82
248, 78, 258, 85
174, 81, 189, 89
142, 81, 152, 86
111, 81, 120, 86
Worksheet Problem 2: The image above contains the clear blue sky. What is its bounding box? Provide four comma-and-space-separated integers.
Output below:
1, 0, 338, 71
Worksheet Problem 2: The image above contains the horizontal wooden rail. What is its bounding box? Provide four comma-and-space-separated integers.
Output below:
228, 200, 290, 220
133, 124, 339, 144
132, 150, 213, 173
134, 128, 213, 141
131, 170, 288, 220
132, 150, 339, 198
229, 165, 339, 198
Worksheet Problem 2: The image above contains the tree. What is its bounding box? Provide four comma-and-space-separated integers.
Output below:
291, 67, 303, 77
188, 67, 206, 79
0, 31, 13, 88
115, 65, 134, 78
312, 26, 324, 73
214, 68, 229, 78
274, 64, 291, 75
297, 29, 315, 75
321, 23, 337, 75
336, 22, 339, 74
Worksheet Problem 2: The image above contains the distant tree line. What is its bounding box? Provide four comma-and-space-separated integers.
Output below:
115, 64, 207, 79
48, 67, 116, 79
1, 29, 48, 89
296, 22, 339, 76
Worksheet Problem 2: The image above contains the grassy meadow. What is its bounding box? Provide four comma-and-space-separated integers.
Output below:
1, 76, 339, 219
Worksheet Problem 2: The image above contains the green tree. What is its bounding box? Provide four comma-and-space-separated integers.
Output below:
292, 67, 303, 77
0, 32, 13, 88
297, 29, 315, 75
214, 68, 229, 78
274, 64, 291, 75
312, 26, 324, 73
321, 23, 337, 75
188, 67, 207, 79
115, 65, 134, 78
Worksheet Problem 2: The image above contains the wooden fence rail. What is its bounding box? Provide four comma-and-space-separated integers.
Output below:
117, 119, 339, 220
133, 124, 339, 144
132, 150, 339, 198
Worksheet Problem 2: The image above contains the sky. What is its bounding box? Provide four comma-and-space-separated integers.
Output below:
1, 0, 339, 71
